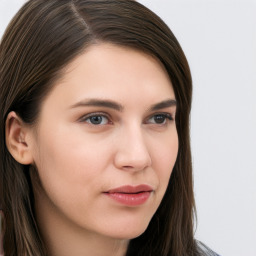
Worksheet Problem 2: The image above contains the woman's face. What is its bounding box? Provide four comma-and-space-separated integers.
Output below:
29, 43, 178, 240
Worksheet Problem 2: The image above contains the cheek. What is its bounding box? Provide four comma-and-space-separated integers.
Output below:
31, 128, 105, 202
34, 123, 108, 173
153, 129, 178, 166
153, 131, 178, 185
31, 134, 108, 229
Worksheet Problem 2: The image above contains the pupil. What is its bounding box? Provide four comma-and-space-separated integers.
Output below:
154, 115, 165, 123
90, 116, 102, 124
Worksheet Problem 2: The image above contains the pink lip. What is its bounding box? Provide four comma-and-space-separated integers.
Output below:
104, 185, 153, 206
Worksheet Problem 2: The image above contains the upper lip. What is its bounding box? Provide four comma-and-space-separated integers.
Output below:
106, 184, 154, 194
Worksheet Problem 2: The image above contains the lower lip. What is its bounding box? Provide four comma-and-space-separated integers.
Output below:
105, 191, 151, 206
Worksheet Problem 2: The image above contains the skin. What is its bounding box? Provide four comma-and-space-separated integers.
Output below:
6, 43, 178, 256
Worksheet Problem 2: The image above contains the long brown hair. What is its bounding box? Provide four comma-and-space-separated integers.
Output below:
0, 0, 195, 255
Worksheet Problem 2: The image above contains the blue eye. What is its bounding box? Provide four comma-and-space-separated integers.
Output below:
82, 114, 109, 125
147, 113, 173, 124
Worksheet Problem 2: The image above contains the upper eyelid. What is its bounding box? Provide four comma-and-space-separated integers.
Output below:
78, 111, 111, 122
147, 111, 175, 119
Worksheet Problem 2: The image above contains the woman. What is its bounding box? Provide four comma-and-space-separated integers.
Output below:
0, 0, 220, 255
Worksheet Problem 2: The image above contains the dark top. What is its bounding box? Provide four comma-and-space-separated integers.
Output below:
197, 240, 221, 256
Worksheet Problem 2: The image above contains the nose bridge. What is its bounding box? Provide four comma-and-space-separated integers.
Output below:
114, 122, 152, 171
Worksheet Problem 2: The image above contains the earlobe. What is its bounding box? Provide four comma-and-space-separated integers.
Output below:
5, 111, 34, 165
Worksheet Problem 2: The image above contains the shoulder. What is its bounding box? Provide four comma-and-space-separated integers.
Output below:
196, 240, 221, 256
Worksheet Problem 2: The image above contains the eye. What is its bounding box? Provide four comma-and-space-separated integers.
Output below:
79, 113, 110, 125
147, 113, 173, 125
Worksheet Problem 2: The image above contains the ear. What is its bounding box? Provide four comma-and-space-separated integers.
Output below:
5, 111, 34, 165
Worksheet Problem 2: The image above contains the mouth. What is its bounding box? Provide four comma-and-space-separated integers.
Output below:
104, 185, 153, 206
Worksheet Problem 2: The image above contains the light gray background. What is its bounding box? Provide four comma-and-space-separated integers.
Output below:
1, 1, 255, 256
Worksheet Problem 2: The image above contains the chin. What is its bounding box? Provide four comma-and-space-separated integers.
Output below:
107, 221, 149, 240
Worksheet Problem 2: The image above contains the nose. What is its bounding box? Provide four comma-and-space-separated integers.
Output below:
113, 125, 152, 172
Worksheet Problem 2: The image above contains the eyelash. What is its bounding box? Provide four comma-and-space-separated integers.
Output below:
147, 113, 174, 125
79, 112, 112, 125
78, 112, 174, 126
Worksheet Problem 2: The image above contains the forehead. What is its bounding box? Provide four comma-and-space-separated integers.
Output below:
63, 43, 169, 77
39, 43, 175, 114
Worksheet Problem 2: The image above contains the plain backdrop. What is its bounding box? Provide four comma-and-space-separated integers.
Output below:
1, 1, 256, 256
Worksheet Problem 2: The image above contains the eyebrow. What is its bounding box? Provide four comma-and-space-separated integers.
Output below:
70, 99, 123, 111
149, 99, 177, 111
69, 98, 177, 112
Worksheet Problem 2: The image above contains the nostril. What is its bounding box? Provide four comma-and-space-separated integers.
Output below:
123, 166, 133, 169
